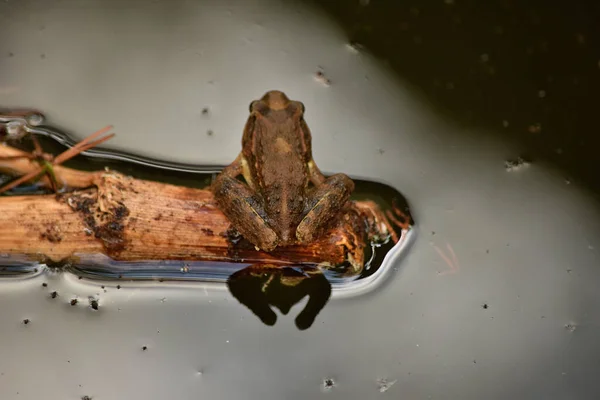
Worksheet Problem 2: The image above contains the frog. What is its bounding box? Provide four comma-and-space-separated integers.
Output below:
212, 90, 355, 252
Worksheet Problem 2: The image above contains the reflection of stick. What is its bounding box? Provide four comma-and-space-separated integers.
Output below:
434, 243, 459, 275
353, 200, 399, 243
447, 243, 459, 268
386, 203, 412, 231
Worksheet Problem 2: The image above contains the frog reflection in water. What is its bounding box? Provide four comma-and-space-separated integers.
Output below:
212, 90, 354, 252
227, 264, 331, 330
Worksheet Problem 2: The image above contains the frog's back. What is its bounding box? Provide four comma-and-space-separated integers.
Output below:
255, 117, 309, 240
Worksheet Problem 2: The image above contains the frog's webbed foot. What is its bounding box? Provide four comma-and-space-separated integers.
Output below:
296, 173, 354, 243
212, 174, 279, 252
294, 272, 332, 330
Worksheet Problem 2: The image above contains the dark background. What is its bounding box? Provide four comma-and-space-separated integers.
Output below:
311, 0, 600, 196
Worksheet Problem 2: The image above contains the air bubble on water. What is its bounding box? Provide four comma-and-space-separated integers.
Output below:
377, 378, 397, 393
502, 120, 509, 128
322, 377, 336, 391
444, 0, 454, 5
480, 53, 489, 63
538, 90, 546, 98
359, 0, 370, 6
505, 157, 530, 172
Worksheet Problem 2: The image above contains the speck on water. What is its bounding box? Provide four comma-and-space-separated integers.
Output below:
377, 378, 397, 393
323, 377, 336, 390
89, 297, 99, 310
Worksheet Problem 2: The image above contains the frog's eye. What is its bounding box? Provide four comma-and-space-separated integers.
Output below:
249, 101, 258, 113
298, 102, 305, 114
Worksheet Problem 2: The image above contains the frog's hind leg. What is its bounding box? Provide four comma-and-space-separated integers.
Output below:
212, 174, 279, 252
296, 173, 355, 244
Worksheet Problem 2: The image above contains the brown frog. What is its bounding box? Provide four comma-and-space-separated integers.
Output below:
212, 90, 354, 252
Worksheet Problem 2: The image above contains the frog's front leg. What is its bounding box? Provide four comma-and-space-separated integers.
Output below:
212, 155, 279, 251
296, 172, 355, 243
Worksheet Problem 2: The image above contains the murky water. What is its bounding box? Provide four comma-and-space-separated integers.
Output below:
1, 0, 600, 399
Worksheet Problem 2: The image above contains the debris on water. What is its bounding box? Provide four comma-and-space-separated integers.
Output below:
314, 68, 331, 87
564, 323, 577, 332
142, 346, 148, 351
51, 291, 58, 299
322, 377, 336, 391
70, 298, 78, 306
482, 303, 489, 309
89, 297, 99, 311
23, 318, 30, 325
504, 157, 530, 172
377, 378, 397, 393
42, 282, 48, 287
201, 107, 210, 115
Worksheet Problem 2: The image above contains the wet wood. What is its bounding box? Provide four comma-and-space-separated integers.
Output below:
0, 171, 376, 270
0, 142, 401, 271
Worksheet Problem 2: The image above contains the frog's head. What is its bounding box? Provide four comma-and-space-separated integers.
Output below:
249, 90, 305, 117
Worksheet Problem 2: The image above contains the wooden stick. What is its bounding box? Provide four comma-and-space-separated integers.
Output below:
0, 171, 381, 271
